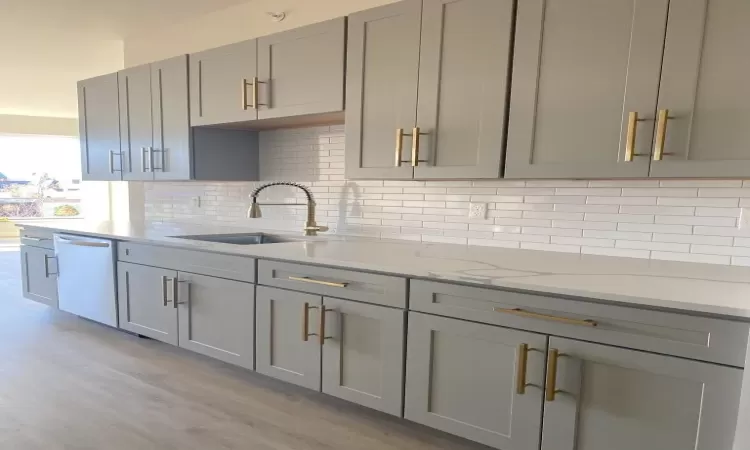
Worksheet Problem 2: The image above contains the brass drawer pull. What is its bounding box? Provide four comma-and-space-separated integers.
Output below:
243, 77, 266, 110
653, 109, 675, 161
288, 276, 348, 288
624, 112, 648, 162
395, 128, 405, 167
494, 307, 597, 327
545, 348, 559, 402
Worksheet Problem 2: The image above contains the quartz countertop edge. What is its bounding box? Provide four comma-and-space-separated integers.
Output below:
17, 220, 750, 321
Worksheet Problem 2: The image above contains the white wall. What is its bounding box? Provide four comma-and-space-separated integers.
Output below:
124, 0, 398, 67
0, 31, 123, 121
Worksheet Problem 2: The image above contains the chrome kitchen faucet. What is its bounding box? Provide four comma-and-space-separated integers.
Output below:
247, 182, 328, 236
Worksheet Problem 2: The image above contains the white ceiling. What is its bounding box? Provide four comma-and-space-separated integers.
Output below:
0, 0, 257, 39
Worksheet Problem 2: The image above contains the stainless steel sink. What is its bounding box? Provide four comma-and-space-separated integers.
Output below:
171, 233, 295, 245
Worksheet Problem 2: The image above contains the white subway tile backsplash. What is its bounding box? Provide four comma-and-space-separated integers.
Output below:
651, 252, 731, 265
654, 215, 736, 227
653, 233, 734, 246
581, 247, 650, 259
617, 223, 692, 234
143, 126, 750, 267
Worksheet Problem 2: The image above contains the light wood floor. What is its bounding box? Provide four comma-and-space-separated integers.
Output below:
0, 249, 488, 450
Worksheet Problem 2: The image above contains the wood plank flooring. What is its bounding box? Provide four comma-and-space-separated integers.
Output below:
0, 249, 488, 450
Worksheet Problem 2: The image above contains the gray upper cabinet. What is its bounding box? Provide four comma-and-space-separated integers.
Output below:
346, 0, 514, 180
117, 262, 178, 345
256, 286, 322, 390
119, 64, 153, 181
405, 312, 547, 450
20, 245, 58, 307
190, 39, 258, 126
177, 272, 255, 370
257, 18, 346, 121
78, 73, 122, 181
119, 56, 192, 181
413, 0, 513, 179
505, 0, 669, 179
321, 297, 405, 416
542, 337, 742, 450
345, 0, 422, 179
649, 0, 750, 178
151, 55, 192, 181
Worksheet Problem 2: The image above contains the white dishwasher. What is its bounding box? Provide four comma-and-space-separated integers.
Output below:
54, 234, 118, 327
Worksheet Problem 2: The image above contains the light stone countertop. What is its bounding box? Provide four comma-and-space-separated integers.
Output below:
16, 220, 750, 320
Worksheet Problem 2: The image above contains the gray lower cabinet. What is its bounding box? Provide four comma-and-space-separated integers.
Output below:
543, 337, 742, 450
321, 297, 405, 416
649, 0, 750, 177
405, 312, 547, 450
20, 245, 58, 307
505, 0, 668, 179
256, 286, 406, 416
177, 272, 255, 370
189, 39, 258, 126
78, 73, 122, 181
257, 18, 346, 121
256, 286, 322, 390
117, 262, 178, 345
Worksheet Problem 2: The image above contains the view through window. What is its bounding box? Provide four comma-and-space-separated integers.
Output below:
0, 134, 84, 219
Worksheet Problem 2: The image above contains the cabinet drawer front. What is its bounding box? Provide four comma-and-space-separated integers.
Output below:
411, 280, 749, 367
19, 227, 55, 250
258, 260, 406, 308
118, 242, 255, 283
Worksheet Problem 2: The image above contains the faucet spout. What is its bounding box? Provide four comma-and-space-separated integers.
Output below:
247, 182, 328, 236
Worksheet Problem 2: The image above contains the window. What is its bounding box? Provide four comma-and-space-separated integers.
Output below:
0, 134, 84, 219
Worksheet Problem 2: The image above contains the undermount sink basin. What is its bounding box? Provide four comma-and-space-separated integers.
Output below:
171, 233, 295, 245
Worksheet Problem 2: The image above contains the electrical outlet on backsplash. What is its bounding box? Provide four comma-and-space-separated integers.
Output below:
143, 124, 750, 267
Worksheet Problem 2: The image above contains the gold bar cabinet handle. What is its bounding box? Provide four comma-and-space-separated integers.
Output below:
302, 302, 311, 342
241, 78, 249, 110
161, 276, 169, 307
395, 128, 405, 167
624, 112, 642, 162
494, 307, 597, 327
653, 109, 672, 161
288, 276, 348, 288
516, 343, 529, 395
252, 76, 259, 110
319, 307, 329, 346
546, 348, 559, 402
411, 127, 421, 167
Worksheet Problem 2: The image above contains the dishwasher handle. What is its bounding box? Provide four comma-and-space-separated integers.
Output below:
56, 237, 111, 248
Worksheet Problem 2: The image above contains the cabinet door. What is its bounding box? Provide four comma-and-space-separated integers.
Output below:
118, 64, 153, 181
78, 73, 122, 181
345, 0, 422, 179
321, 297, 405, 416
257, 18, 345, 120
413, 0, 513, 179
152, 55, 192, 181
177, 273, 254, 370
650, 0, 750, 178
542, 337, 742, 450
189, 40, 257, 126
20, 246, 58, 307
256, 286, 321, 390
405, 312, 546, 450
505, 0, 668, 179
117, 262, 178, 345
